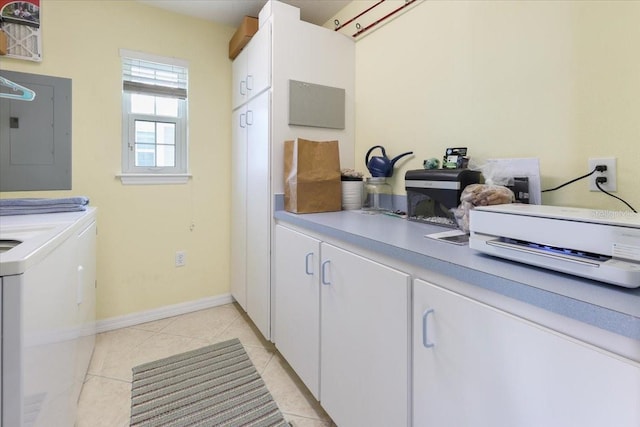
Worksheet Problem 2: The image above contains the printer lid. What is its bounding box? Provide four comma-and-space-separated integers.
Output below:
474, 204, 640, 229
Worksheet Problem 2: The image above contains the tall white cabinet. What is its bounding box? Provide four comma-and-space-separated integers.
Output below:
231, 0, 355, 339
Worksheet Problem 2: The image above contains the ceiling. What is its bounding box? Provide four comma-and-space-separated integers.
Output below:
137, 0, 352, 28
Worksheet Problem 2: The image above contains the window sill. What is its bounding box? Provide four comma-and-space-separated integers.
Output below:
117, 173, 192, 185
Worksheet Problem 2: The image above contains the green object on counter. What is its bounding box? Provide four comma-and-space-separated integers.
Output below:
423, 158, 440, 169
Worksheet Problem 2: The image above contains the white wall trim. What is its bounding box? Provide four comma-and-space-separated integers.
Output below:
96, 294, 234, 333
117, 173, 192, 185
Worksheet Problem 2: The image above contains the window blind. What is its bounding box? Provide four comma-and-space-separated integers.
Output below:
122, 56, 188, 99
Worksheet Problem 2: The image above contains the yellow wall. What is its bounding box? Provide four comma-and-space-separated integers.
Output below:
3, 1, 639, 320
333, 0, 640, 211
0, 1, 235, 320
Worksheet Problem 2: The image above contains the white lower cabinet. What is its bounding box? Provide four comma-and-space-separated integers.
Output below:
274, 226, 639, 427
320, 243, 410, 427
273, 226, 410, 427
274, 225, 321, 399
413, 278, 640, 427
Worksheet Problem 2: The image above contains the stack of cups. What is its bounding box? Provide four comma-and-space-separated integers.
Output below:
341, 179, 364, 210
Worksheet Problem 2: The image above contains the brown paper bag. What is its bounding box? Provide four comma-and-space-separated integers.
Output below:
284, 138, 341, 213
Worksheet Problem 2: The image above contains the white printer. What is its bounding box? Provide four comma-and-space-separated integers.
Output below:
469, 204, 640, 288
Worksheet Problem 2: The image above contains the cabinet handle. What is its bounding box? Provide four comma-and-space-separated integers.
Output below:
305, 252, 314, 275
246, 110, 254, 126
246, 74, 254, 91
240, 79, 246, 96
422, 309, 435, 348
239, 113, 246, 128
321, 260, 331, 285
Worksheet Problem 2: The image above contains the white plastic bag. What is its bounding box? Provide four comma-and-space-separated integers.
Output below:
453, 161, 515, 233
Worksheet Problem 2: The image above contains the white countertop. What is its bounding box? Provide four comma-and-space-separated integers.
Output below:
275, 208, 640, 341
0, 208, 97, 276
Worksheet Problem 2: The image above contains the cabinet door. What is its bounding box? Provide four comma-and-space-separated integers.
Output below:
245, 91, 271, 339
413, 278, 640, 427
231, 48, 248, 110
230, 107, 248, 310
274, 225, 321, 398
246, 21, 271, 100
320, 243, 410, 427
232, 22, 271, 110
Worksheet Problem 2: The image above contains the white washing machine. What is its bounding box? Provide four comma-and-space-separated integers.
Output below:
1, 209, 96, 426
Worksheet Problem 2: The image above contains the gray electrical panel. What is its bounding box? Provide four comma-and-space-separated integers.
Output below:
288, 80, 345, 129
0, 70, 72, 191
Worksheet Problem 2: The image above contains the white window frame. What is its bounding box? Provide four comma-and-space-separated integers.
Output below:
118, 49, 191, 185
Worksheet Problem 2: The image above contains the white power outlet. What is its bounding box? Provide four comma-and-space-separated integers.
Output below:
175, 251, 186, 267
588, 157, 616, 192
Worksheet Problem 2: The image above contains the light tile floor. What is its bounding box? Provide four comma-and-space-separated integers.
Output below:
77, 303, 334, 427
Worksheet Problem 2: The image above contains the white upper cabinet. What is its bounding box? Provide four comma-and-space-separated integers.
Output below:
231, 22, 272, 110
231, 47, 247, 110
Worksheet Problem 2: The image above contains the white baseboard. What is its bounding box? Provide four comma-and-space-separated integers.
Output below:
95, 293, 235, 333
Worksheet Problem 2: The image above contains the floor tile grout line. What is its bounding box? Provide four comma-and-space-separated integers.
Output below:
122, 304, 242, 335
124, 309, 247, 344
281, 411, 331, 424
85, 373, 133, 385
214, 319, 236, 340
129, 303, 242, 332
256, 352, 276, 376
124, 322, 264, 347
131, 315, 179, 332
97, 326, 163, 357
282, 410, 331, 422
132, 329, 213, 342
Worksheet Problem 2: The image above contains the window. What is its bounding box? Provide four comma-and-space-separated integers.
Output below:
120, 49, 190, 184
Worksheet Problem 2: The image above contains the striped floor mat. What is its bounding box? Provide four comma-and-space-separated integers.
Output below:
130, 338, 289, 427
